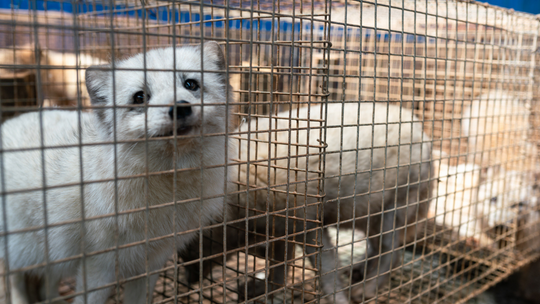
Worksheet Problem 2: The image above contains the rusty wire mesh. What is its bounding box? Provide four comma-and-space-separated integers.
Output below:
0, 0, 539, 304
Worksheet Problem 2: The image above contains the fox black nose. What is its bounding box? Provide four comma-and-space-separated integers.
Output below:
169, 101, 192, 120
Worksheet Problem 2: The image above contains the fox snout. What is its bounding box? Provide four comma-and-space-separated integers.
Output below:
169, 100, 192, 120
167, 100, 195, 135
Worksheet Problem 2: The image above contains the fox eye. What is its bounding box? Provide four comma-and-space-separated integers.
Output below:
133, 91, 148, 105
184, 79, 199, 91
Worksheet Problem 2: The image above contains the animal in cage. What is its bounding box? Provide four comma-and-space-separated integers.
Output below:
430, 160, 490, 247
182, 101, 433, 303
477, 167, 540, 248
430, 158, 539, 249
0, 45, 105, 108
0, 42, 233, 303
462, 90, 534, 169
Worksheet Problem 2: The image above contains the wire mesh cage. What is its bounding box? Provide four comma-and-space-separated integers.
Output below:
0, 0, 539, 304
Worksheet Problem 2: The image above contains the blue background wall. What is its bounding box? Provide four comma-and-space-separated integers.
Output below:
1, 1, 539, 16
486, 0, 540, 14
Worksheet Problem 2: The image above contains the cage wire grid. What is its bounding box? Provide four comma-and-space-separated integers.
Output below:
0, 0, 538, 304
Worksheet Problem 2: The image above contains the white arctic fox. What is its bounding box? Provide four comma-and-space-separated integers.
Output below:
0, 42, 233, 303
182, 102, 433, 303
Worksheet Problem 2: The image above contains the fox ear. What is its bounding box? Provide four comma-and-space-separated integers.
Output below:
85, 64, 111, 104
202, 41, 226, 71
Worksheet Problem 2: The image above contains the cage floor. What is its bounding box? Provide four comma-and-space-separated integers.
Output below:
146, 221, 539, 304
1, 221, 538, 304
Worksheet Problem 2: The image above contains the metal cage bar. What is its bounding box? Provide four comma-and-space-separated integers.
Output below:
0, 1, 539, 304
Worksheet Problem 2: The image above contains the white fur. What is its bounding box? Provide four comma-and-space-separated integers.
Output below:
231, 102, 432, 302
462, 90, 534, 169
430, 161, 489, 246
478, 168, 538, 237
0, 42, 233, 304
430, 161, 538, 248
456, 89, 537, 247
